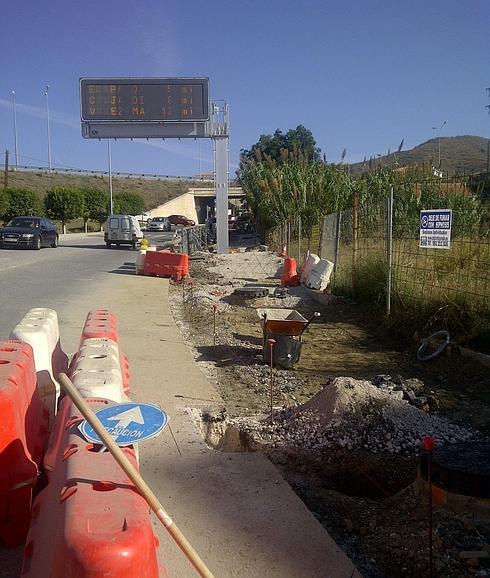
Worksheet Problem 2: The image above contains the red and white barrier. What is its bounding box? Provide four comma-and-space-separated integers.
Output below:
0, 341, 49, 547
22, 396, 163, 578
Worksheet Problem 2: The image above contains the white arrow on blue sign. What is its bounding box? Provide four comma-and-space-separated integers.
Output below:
79, 402, 168, 446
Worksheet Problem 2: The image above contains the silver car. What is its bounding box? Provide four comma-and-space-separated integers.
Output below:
147, 216, 171, 232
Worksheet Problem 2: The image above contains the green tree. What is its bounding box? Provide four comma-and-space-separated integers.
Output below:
240, 125, 321, 163
0, 189, 8, 223
44, 187, 85, 234
81, 188, 109, 232
2, 188, 42, 222
114, 191, 145, 215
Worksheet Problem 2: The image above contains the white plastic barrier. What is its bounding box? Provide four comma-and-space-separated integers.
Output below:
69, 337, 127, 403
10, 308, 68, 424
300, 253, 320, 283
306, 259, 335, 291
135, 249, 147, 275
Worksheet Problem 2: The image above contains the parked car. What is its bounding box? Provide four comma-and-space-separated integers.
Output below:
0, 216, 58, 250
103, 214, 143, 248
132, 212, 152, 223
168, 214, 195, 227
147, 216, 171, 232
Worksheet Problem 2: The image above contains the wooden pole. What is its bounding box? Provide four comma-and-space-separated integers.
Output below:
58, 373, 215, 578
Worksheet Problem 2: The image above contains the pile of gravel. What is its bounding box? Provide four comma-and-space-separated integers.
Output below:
231, 377, 474, 454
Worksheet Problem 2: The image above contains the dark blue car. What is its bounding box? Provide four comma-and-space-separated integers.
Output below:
0, 216, 59, 250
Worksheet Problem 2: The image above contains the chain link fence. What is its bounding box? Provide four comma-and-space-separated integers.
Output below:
177, 225, 211, 255
268, 176, 490, 327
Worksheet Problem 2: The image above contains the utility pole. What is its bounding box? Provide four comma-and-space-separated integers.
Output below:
11, 91, 19, 168
45, 84, 52, 172
432, 120, 446, 169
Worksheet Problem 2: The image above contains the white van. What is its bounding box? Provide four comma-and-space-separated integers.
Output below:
104, 215, 143, 249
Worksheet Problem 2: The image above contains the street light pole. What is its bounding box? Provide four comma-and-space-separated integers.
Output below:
11, 90, 19, 168
45, 84, 52, 172
432, 120, 446, 168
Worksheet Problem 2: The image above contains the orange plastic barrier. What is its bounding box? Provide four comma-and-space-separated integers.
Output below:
0, 341, 49, 547
144, 250, 189, 281
23, 396, 163, 578
280, 257, 299, 287
80, 309, 119, 344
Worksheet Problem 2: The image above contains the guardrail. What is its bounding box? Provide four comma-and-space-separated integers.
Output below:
8, 165, 214, 182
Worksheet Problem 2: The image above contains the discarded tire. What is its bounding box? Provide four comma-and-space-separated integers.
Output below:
417, 330, 450, 361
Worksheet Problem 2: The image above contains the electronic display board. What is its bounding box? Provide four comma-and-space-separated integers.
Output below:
80, 78, 209, 122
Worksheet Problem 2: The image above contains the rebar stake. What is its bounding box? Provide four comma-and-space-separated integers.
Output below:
213, 303, 218, 345
267, 338, 276, 424
422, 436, 435, 578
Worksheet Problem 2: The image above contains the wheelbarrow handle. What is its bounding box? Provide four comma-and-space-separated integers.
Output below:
298, 312, 321, 337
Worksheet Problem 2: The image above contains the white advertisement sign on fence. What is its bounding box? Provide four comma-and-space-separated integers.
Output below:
419, 209, 452, 249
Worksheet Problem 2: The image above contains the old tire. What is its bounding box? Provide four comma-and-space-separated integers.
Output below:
417, 330, 450, 361
51, 235, 58, 248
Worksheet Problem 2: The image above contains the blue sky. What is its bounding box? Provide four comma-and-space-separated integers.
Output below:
1, 0, 488, 177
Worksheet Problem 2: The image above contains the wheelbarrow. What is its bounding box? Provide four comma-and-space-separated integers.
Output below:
256, 308, 320, 369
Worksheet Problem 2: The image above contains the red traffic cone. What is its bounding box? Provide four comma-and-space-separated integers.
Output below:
279, 244, 287, 258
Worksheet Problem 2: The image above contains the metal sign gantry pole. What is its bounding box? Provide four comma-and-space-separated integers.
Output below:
210, 103, 229, 254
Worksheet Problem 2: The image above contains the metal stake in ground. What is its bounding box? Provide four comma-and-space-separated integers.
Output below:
422, 436, 435, 578
213, 303, 218, 345
267, 338, 276, 424
57, 372, 215, 578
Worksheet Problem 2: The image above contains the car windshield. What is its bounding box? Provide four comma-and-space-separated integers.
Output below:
7, 218, 40, 228
152, 217, 165, 222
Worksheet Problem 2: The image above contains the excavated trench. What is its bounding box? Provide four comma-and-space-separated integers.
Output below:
199, 414, 417, 499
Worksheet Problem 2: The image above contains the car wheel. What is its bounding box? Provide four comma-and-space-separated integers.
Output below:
51, 235, 58, 248
106, 242, 112, 248
34, 236, 42, 250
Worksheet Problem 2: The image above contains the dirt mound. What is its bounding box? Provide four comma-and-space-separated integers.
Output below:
285, 377, 474, 453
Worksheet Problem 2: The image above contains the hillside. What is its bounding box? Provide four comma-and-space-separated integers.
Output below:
350, 135, 489, 176
4, 169, 213, 210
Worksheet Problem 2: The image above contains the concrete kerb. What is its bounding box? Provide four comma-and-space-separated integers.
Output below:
53, 274, 361, 577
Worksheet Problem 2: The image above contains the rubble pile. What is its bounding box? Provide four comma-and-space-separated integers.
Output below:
231, 377, 474, 454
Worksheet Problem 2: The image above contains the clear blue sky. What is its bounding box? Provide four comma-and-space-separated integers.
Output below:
1, 0, 488, 177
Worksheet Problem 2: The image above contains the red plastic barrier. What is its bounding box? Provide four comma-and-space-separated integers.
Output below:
23, 396, 164, 578
144, 250, 189, 281
0, 341, 49, 547
80, 309, 119, 344
119, 352, 131, 395
281, 257, 299, 287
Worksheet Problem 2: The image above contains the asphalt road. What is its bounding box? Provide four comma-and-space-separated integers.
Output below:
0, 231, 174, 341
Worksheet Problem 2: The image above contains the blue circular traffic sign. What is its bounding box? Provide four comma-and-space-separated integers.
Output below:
79, 402, 168, 446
